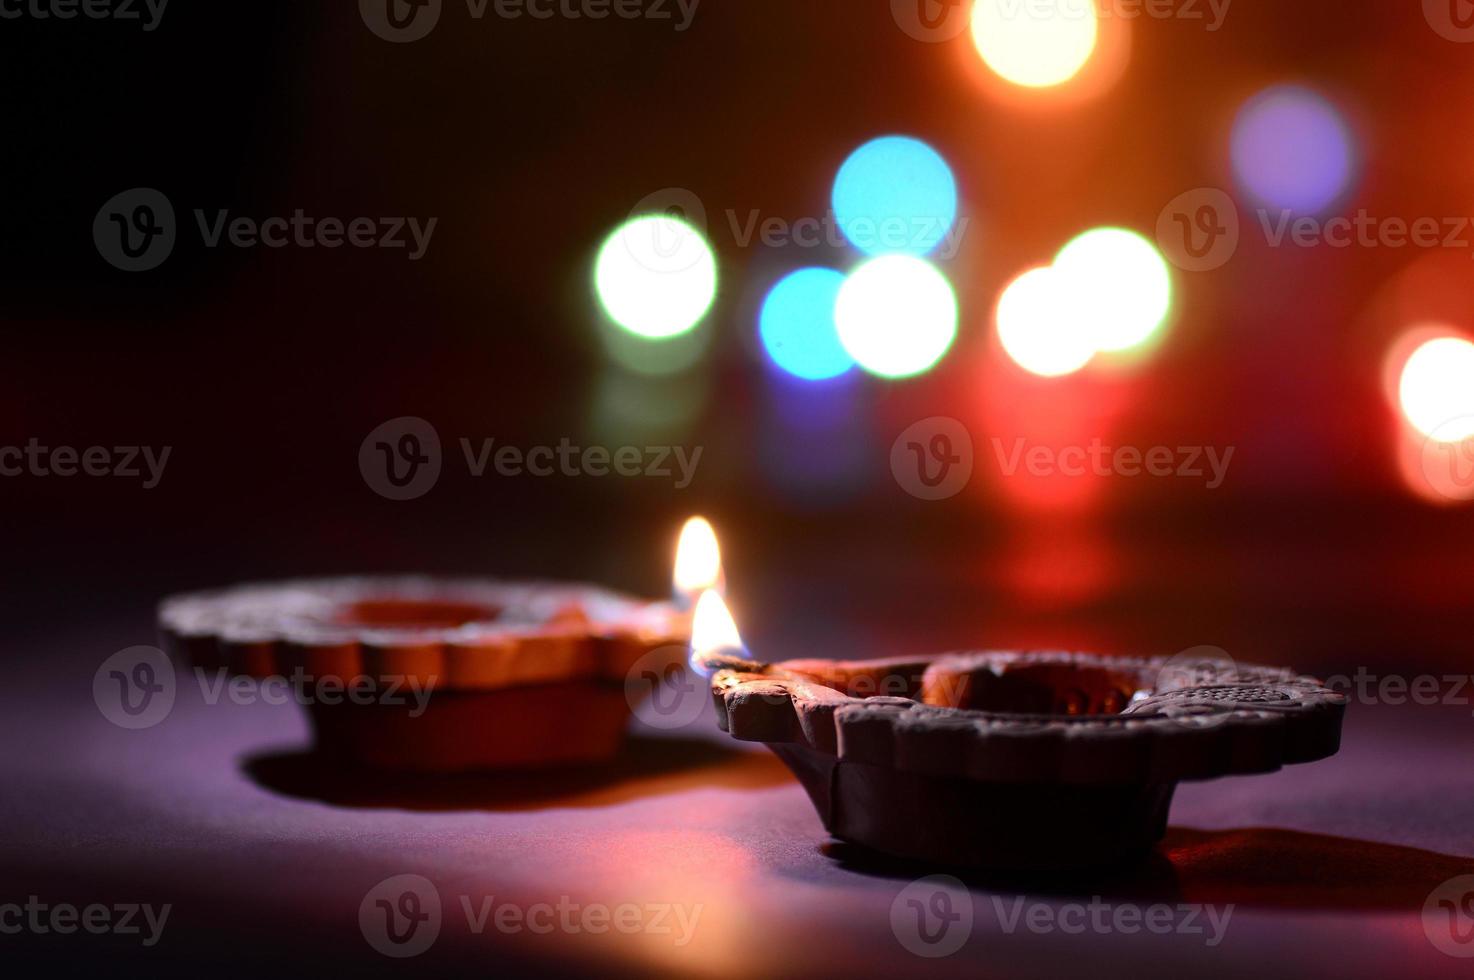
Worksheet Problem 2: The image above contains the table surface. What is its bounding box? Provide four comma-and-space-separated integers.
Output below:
5, 611, 1474, 980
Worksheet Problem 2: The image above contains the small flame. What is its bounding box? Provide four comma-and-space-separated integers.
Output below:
673, 516, 723, 604
689, 589, 745, 675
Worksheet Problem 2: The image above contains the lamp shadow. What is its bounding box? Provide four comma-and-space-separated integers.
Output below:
821, 827, 1474, 912
243, 735, 792, 812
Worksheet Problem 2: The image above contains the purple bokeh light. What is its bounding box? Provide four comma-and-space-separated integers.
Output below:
1231, 85, 1355, 215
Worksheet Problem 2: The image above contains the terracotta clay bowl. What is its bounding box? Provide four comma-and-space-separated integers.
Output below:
159, 577, 686, 772
702, 650, 1346, 872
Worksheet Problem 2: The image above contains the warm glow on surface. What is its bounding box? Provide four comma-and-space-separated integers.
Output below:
995, 266, 1095, 377
674, 517, 724, 600
835, 255, 958, 379
595, 215, 717, 339
1053, 227, 1173, 353
971, 0, 1098, 88
1399, 335, 1474, 442
689, 589, 745, 674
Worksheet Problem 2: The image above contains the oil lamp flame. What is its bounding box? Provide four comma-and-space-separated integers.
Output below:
688, 589, 749, 677
673, 516, 724, 607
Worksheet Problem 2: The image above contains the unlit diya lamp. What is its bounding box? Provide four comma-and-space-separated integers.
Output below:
156, 519, 722, 771
690, 592, 1347, 872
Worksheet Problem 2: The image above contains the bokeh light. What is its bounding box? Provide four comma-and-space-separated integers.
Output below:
1230, 85, 1355, 214
831, 136, 958, 258
594, 214, 717, 339
970, 0, 1098, 89
758, 268, 854, 381
1398, 334, 1474, 442
835, 255, 958, 379
995, 266, 1095, 378
1053, 227, 1173, 353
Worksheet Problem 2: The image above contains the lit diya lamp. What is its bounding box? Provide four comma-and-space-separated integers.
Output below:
672, 515, 724, 611
691, 593, 1347, 872
157, 518, 723, 771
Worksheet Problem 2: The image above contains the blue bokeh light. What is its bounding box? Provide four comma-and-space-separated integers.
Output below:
758, 268, 855, 381
831, 136, 959, 258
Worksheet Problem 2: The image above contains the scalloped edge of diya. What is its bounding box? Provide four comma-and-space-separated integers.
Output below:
703, 650, 1346, 872
158, 577, 687, 772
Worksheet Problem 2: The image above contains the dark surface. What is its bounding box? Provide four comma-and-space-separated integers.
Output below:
4, 602, 1474, 978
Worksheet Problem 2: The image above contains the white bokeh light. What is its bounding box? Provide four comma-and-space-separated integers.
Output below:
1399, 335, 1474, 442
1053, 228, 1173, 353
971, 0, 1098, 89
595, 215, 717, 339
835, 256, 958, 379
995, 266, 1096, 378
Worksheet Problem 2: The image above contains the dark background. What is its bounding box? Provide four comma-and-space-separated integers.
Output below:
2, 2, 1471, 678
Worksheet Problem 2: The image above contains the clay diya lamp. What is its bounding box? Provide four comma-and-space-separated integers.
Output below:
696, 640, 1346, 872
158, 576, 688, 771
